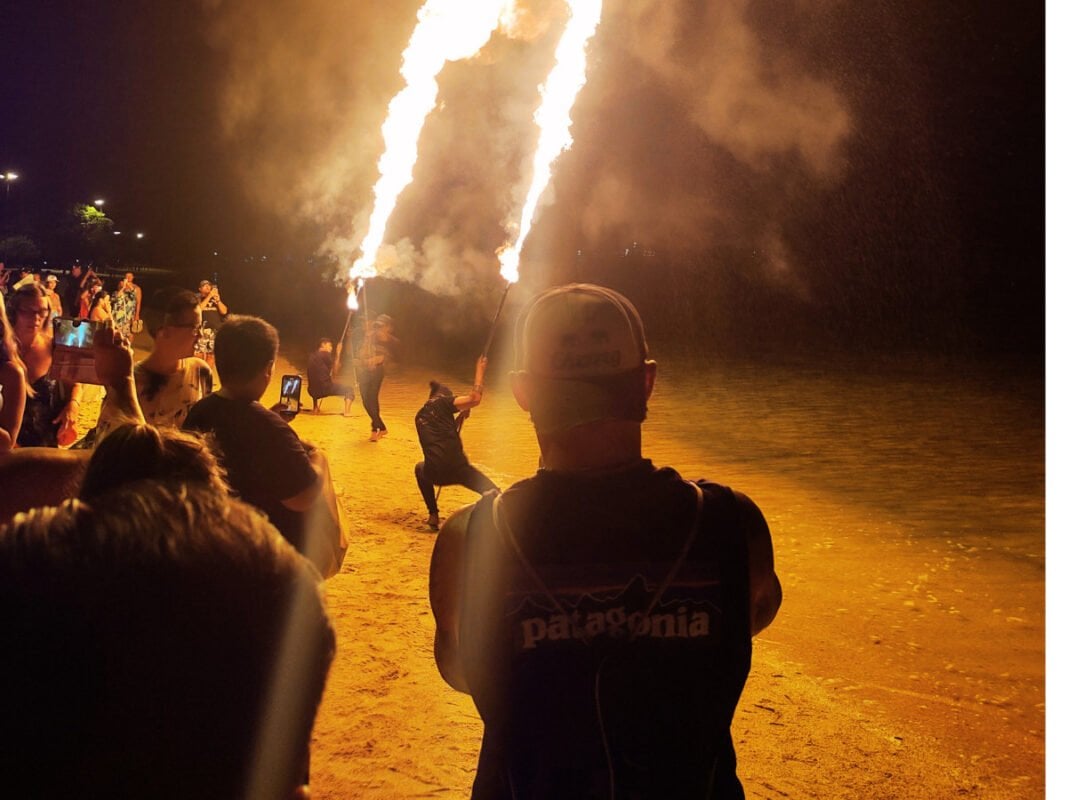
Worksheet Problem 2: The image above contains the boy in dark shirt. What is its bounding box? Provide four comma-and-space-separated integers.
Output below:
183, 315, 325, 555
414, 355, 497, 531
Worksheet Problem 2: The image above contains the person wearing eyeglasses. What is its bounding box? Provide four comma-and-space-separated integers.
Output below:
5, 284, 83, 447
95, 289, 212, 440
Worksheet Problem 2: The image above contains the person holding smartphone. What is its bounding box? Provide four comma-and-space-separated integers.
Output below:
6, 284, 82, 447
195, 279, 228, 369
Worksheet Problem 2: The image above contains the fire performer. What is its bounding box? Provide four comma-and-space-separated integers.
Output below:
429, 284, 782, 799
414, 355, 498, 532
356, 313, 397, 442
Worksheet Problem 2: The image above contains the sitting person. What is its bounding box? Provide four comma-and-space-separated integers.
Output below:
307, 337, 354, 415
183, 316, 333, 567
95, 288, 213, 439
0, 480, 335, 799
414, 355, 497, 532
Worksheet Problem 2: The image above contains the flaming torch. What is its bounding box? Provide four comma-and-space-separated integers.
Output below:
347, 0, 511, 289
486, 0, 604, 354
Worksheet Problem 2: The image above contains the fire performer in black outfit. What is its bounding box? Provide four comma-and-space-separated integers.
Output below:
415, 355, 497, 531
356, 314, 397, 442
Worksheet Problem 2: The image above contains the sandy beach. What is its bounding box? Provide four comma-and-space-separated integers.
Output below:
60, 342, 1044, 800
257, 353, 1044, 800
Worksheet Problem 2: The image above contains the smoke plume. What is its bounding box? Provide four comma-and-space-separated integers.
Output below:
201, 0, 851, 302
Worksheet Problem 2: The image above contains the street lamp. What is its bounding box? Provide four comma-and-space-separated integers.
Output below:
94, 198, 105, 207
2, 172, 18, 198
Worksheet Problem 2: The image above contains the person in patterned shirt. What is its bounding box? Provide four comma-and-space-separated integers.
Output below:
95, 288, 212, 439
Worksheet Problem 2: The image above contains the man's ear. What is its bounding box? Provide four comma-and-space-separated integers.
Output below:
643, 360, 657, 401
510, 370, 532, 412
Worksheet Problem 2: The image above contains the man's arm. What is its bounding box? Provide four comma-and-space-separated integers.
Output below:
734, 490, 782, 635
451, 355, 488, 413
279, 443, 325, 513
91, 321, 147, 440
429, 505, 474, 693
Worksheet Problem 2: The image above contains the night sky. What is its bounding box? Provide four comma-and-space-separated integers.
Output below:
1, 1, 1045, 357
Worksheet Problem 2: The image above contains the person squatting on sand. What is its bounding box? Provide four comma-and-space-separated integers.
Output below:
430, 283, 783, 799
415, 354, 498, 532
307, 337, 355, 416
0, 480, 335, 800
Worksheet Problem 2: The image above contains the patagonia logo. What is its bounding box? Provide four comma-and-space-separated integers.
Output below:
517, 605, 713, 650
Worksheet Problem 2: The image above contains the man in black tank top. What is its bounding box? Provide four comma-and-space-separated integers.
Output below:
430, 284, 782, 799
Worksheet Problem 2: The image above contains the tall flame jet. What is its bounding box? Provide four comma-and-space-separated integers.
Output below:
347, 0, 512, 310
496, 0, 603, 284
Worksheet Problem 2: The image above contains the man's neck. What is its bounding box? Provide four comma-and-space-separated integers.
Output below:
217, 384, 262, 403
141, 349, 181, 375
537, 419, 644, 472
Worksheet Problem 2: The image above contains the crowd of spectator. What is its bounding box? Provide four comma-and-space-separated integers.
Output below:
0, 277, 782, 799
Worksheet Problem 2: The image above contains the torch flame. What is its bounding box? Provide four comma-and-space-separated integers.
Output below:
349, 0, 512, 283
346, 280, 362, 311
496, 0, 603, 284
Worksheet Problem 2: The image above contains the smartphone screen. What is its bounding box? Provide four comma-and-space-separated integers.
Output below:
280, 374, 302, 413
50, 317, 104, 384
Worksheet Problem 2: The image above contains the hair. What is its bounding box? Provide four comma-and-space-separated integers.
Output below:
0, 297, 20, 368
79, 423, 230, 501
318, 337, 333, 348
428, 380, 453, 400
214, 316, 279, 384
87, 286, 108, 316
3, 285, 43, 399
147, 287, 200, 336
4, 282, 46, 325
0, 481, 336, 798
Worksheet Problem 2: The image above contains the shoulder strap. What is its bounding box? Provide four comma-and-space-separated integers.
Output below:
491, 480, 705, 645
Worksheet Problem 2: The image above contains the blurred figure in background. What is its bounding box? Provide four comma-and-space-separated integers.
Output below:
0, 300, 27, 451
42, 275, 63, 319
196, 279, 228, 369
356, 313, 397, 442
111, 272, 139, 340
307, 337, 354, 416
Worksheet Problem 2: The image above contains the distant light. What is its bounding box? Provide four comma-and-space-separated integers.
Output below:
113, 231, 122, 235
213, 251, 218, 256
136, 232, 144, 239
3, 172, 18, 181
94, 199, 105, 207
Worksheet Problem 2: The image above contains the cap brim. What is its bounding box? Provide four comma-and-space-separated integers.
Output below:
525, 369, 646, 435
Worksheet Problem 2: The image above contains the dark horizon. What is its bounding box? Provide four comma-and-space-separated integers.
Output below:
1, 2, 1045, 360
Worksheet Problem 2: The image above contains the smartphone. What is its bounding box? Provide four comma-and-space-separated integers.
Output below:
279, 374, 303, 419
50, 317, 104, 384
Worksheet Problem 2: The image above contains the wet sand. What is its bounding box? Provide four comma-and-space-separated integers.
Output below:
70, 347, 1043, 799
